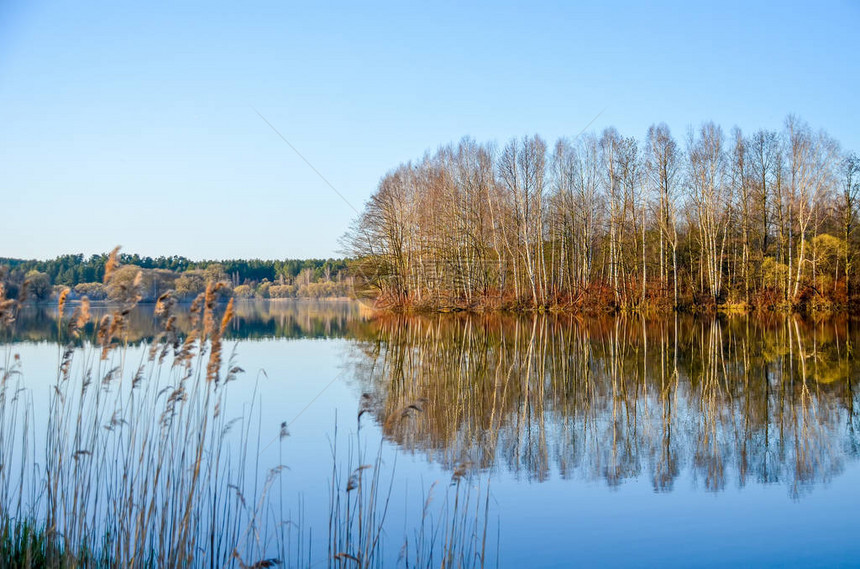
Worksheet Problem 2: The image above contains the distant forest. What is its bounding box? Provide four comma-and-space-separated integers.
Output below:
345, 115, 860, 313
0, 253, 350, 302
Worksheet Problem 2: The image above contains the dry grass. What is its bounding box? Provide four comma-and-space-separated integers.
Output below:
0, 251, 496, 568
327, 416, 493, 569
0, 251, 282, 568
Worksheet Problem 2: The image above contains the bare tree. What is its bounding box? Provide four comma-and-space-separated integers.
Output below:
687, 123, 730, 302
646, 124, 681, 307
784, 116, 839, 299
840, 152, 860, 295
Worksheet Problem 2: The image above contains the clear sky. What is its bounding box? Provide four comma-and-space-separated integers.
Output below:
1, 0, 857, 260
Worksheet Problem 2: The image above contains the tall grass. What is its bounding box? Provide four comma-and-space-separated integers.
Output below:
1, 257, 283, 567
328, 417, 493, 569
0, 257, 495, 568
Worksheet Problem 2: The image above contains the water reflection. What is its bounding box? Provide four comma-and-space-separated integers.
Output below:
349, 314, 860, 495
6, 301, 858, 496
3, 300, 372, 343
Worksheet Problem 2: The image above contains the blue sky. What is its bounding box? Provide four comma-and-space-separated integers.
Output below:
1, 0, 857, 260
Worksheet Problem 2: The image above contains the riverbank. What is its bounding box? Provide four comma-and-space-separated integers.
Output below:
361, 291, 860, 316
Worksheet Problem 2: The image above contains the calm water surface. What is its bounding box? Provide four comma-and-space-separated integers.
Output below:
4, 300, 860, 568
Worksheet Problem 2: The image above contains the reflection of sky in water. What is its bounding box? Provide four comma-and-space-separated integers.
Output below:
4, 302, 860, 567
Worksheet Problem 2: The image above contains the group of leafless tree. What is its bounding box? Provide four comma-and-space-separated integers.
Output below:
346, 116, 859, 312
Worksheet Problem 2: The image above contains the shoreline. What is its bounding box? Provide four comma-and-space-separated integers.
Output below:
360, 299, 860, 317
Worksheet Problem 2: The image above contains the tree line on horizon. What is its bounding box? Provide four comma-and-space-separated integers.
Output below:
345, 115, 859, 312
0, 253, 351, 302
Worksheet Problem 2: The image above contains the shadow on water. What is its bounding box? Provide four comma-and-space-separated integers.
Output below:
347, 313, 860, 496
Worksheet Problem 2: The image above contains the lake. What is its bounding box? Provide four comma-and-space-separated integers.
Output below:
2, 300, 859, 568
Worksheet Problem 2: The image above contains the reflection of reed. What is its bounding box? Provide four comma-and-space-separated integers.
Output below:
351, 314, 860, 493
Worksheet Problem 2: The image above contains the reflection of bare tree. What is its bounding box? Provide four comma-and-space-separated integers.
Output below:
652, 316, 680, 492
692, 318, 728, 491
350, 313, 860, 494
